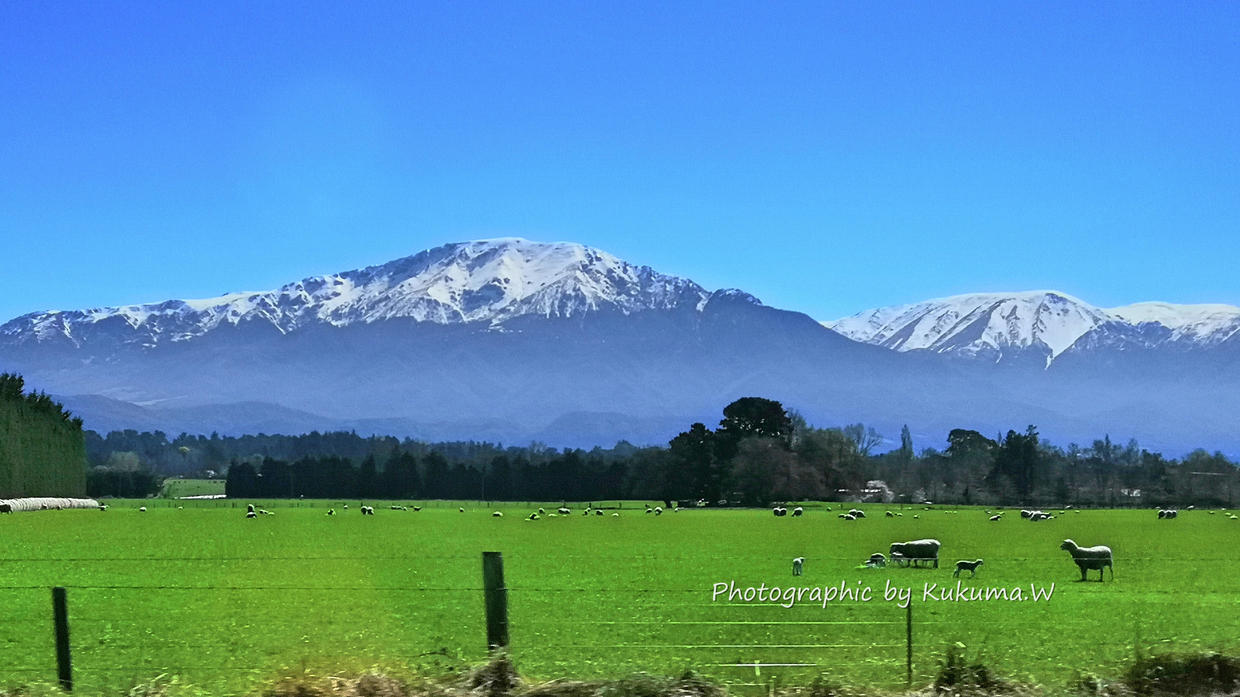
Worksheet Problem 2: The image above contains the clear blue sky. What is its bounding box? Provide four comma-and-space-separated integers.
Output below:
3, 2, 1238, 323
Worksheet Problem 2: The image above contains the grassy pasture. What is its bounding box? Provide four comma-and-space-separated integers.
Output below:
0, 501, 1237, 695
159, 478, 226, 498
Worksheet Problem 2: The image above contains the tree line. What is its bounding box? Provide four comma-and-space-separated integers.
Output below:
0, 373, 87, 497
87, 396, 1238, 507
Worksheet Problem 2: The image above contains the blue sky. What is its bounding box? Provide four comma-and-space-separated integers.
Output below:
2, 2, 1238, 323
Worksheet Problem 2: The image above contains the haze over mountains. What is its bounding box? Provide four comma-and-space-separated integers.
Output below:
2, 239, 1236, 455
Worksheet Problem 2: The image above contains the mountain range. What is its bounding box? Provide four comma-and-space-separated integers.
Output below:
2, 238, 1237, 455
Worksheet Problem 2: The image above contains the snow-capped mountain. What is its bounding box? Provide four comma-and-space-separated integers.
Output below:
0, 239, 725, 349
827, 291, 1240, 365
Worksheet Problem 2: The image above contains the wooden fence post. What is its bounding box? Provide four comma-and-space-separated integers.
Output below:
482, 552, 509, 651
905, 601, 913, 687
52, 586, 72, 691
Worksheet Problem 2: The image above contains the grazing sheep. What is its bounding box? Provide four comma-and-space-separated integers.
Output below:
527, 513, 539, 520
493, 511, 503, 517
953, 559, 984, 577
245, 510, 256, 518
98, 505, 108, 512
538, 508, 546, 515
458, 507, 465, 513
792, 557, 804, 576
595, 509, 604, 516
654, 506, 663, 515
889, 539, 941, 568
912, 514, 919, 519
840, 513, 856, 521
989, 514, 1002, 521
139, 506, 147, 512
413, 506, 422, 512
792, 507, 803, 517
327, 509, 335, 516
1020, 509, 1032, 519
1060, 539, 1113, 581
885, 511, 894, 518
865, 553, 887, 568
1229, 514, 1238, 520
772, 506, 787, 517
849, 508, 866, 518
612, 512, 619, 517
1158, 509, 1178, 519
557, 507, 571, 515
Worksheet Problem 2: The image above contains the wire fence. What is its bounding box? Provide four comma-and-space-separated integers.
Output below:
2, 552, 1237, 695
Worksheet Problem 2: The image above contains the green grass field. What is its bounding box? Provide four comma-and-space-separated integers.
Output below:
1, 501, 1237, 695
159, 478, 226, 498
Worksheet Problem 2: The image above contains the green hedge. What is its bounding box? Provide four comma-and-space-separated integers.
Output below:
0, 373, 87, 497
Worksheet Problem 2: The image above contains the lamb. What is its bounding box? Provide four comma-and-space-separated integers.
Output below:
989, 514, 1002, 521
953, 559, 984, 577
792, 557, 804, 576
889, 539, 941, 568
1060, 539, 1113, 581
791, 507, 803, 517
865, 553, 887, 568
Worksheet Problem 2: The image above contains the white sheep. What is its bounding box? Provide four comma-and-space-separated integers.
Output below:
413, 506, 422, 512
885, 511, 894, 518
245, 510, 256, 518
327, 509, 335, 516
612, 512, 619, 517
989, 514, 1002, 521
538, 507, 546, 515
840, 513, 856, 520
595, 509, 604, 516
458, 507, 465, 513
139, 506, 147, 512
791, 506, 803, 517
654, 506, 663, 515
527, 513, 539, 520
848, 508, 866, 518
792, 557, 804, 576
865, 553, 887, 568
493, 511, 503, 517
889, 539, 941, 568
953, 559, 984, 577
557, 507, 571, 515
1060, 539, 1113, 581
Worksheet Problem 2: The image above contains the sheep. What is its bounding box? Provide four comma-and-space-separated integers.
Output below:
1020, 509, 1032, 519
848, 508, 866, 518
865, 553, 887, 568
772, 506, 787, 517
889, 539, 941, 568
654, 506, 663, 515
612, 512, 619, 517
791, 506, 803, 517
885, 511, 894, 518
583, 507, 592, 516
840, 513, 856, 521
343, 504, 348, 509
413, 506, 422, 512
458, 507, 465, 513
557, 507, 571, 515
1060, 539, 1113, 581
492, 511, 503, 517
327, 508, 335, 516
245, 510, 256, 518
953, 559, 984, 577
792, 557, 804, 576
538, 507, 546, 515
1158, 509, 1178, 519
989, 514, 1002, 522
912, 514, 919, 519
98, 505, 108, 511
247, 504, 256, 513
595, 509, 604, 516
527, 513, 539, 520
139, 506, 147, 512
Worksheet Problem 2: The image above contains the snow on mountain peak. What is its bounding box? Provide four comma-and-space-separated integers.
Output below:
1, 239, 725, 347
828, 291, 1240, 363
827, 291, 1116, 363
